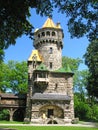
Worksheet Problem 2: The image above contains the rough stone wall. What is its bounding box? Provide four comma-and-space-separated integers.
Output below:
31, 100, 69, 124
67, 76, 74, 119
38, 43, 62, 71
44, 73, 67, 94
30, 72, 74, 123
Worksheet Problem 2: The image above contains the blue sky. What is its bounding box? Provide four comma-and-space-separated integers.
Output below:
4, 9, 89, 70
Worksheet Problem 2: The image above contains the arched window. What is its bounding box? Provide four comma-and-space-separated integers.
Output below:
46, 31, 50, 36
52, 31, 55, 36
42, 32, 45, 36
38, 34, 40, 38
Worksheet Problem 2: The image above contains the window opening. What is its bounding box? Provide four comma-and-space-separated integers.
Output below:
55, 83, 58, 90
49, 47, 53, 54
32, 54, 37, 68
38, 73, 46, 78
42, 32, 45, 36
50, 62, 52, 69
48, 109, 54, 118
38, 34, 40, 38
52, 31, 55, 36
46, 31, 50, 36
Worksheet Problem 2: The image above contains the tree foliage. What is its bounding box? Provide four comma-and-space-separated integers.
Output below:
62, 56, 87, 94
84, 39, 98, 98
0, 0, 97, 56
0, 0, 53, 50
0, 109, 9, 121
74, 70, 88, 100
0, 61, 28, 94
62, 56, 82, 72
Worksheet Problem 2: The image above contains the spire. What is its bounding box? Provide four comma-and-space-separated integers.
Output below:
66, 64, 72, 73
56, 22, 61, 29
42, 17, 56, 28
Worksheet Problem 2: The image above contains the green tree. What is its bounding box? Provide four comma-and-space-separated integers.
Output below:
0, 0, 52, 51
0, 61, 28, 94
0, 0, 98, 62
74, 70, 88, 101
62, 56, 82, 72
0, 109, 9, 121
74, 94, 92, 121
84, 39, 98, 99
62, 56, 87, 96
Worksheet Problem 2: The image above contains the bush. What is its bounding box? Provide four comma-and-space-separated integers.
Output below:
74, 95, 92, 121
90, 104, 98, 121
0, 109, 9, 120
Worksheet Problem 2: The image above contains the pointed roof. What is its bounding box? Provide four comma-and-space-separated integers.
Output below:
42, 17, 56, 28
54, 65, 73, 73
28, 50, 43, 62
42, 17, 61, 29
56, 22, 61, 29
36, 63, 48, 71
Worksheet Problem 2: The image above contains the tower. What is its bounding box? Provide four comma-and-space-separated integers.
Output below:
25, 18, 74, 124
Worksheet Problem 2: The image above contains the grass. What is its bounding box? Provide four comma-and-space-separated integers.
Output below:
0, 120, 23, 124
0, 126, 98, 130
0, 121, 98, 130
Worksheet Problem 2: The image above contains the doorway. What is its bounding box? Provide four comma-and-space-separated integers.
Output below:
48, 109, 53, 118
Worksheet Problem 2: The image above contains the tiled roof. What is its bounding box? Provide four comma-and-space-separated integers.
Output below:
36, 63, 48, 71
28, 50, 43, 62
54, 67, 66, 73
42, 17, 61, 29
32, 93, 71, 101
54, 65, 73, 73
0, 93, 26, 99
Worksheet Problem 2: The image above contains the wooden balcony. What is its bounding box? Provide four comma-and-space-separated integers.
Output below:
34, 77, 49, 83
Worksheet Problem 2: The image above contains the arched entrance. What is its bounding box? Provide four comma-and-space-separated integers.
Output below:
39, 105, 64, 120
13, 108, 25, 121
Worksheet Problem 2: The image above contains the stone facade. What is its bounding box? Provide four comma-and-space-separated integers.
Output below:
25, 18, 74, 124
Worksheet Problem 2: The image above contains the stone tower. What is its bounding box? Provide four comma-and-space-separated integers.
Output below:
25, 18, 74, 124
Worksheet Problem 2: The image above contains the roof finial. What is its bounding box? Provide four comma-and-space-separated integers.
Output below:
48, 14, 52, 19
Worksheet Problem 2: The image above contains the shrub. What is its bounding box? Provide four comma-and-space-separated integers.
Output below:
0, 109, 9, 120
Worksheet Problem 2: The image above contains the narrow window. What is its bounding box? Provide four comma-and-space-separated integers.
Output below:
38, 34, 40, 38
50, 62, 52, 69
46, 31, 50, 36
42, 32, 45, 36
49, 47, 53, 54
52, 31, 55, 36
55, 83, 58, 89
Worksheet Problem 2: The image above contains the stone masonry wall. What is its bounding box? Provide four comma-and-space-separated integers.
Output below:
38, 43, 62, 71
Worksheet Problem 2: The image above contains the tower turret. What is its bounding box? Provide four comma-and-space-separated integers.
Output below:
33, 17, 64, 71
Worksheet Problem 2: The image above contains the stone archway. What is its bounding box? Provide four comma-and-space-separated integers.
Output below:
39, 104, 64, 120
13, 108, 25, 121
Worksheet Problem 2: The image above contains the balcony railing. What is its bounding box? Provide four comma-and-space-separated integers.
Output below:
34, 78, 49, 83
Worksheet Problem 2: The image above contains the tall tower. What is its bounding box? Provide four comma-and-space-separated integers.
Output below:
34, 17, 63, 71
25, 18, 74, 124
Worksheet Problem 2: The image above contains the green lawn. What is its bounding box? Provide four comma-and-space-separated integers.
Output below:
0, 120, 23, 124
0, 126, 98, 130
